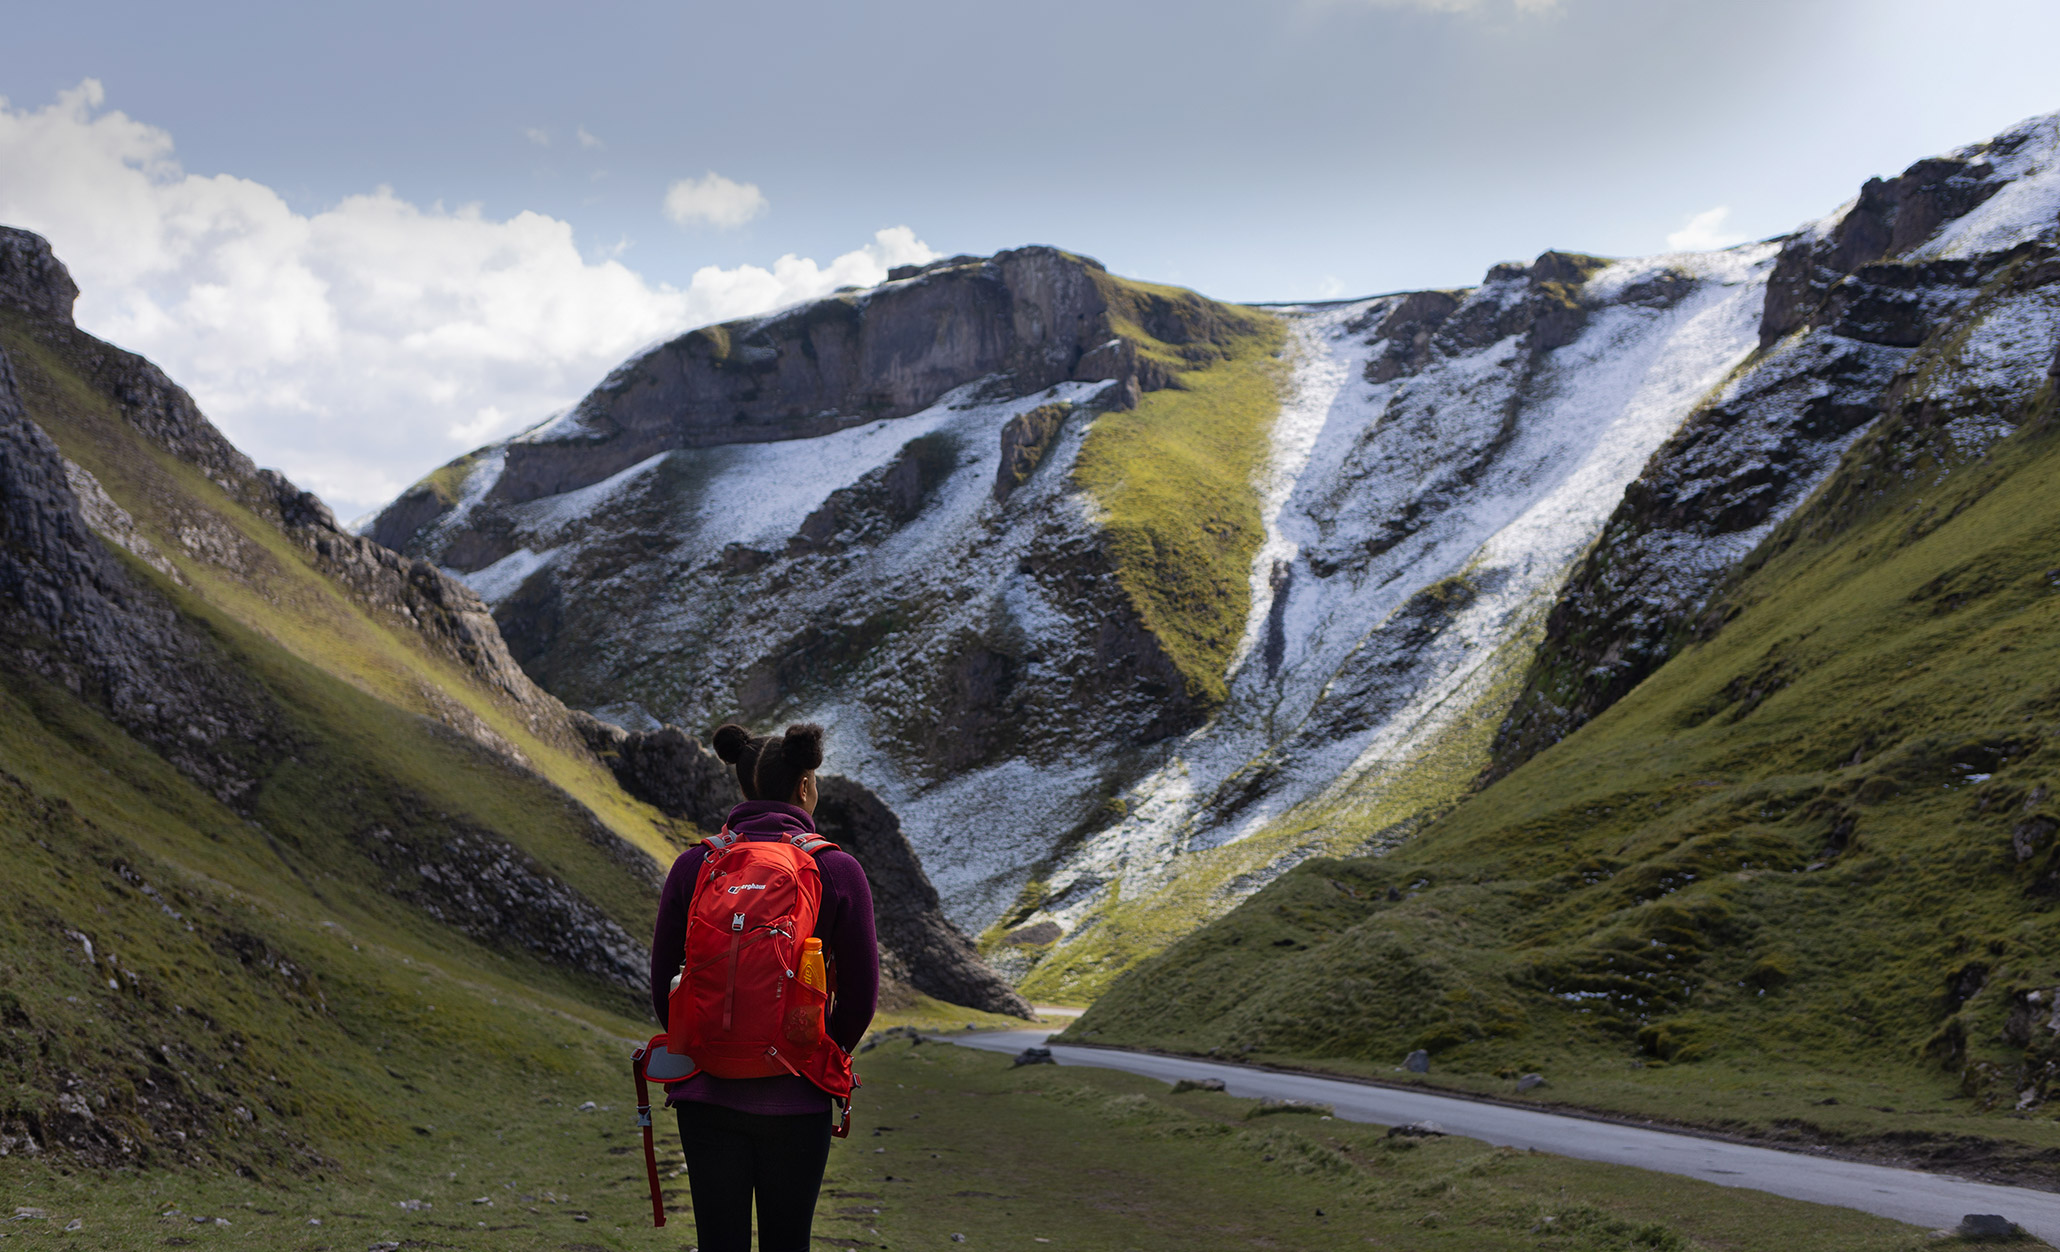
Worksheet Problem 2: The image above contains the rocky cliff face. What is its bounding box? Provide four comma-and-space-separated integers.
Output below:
0, 226, 80, 324
1489, 111, 2060, 780
371, 246, 1164, 554
0, 345, 278, 805
3, 228, 587, 772
571, 712, 1031, 1016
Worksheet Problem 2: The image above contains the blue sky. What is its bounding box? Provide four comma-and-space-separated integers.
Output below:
2, 0, 2056, 513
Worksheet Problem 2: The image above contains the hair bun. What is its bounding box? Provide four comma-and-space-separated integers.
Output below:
781, 723, 825, 771
711, 723, 752, 764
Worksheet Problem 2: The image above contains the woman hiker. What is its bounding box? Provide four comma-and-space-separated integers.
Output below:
649, 722, 878, 1252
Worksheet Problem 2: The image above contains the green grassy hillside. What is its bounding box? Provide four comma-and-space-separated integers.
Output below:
0, 289, 693, 1189
1072, 277, 1286, 706
1068, 325, 2060, 1175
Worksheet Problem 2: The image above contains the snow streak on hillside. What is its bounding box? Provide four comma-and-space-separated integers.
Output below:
1010, 245, 1780, 946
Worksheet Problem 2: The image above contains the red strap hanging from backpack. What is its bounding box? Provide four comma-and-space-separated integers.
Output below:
631, 1045, 665, 1228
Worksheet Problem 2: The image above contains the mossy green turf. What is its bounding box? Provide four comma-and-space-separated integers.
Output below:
1072, 277, 1286, 706
5, 1038, 1978, 1251
1071, 340, 2060, 1169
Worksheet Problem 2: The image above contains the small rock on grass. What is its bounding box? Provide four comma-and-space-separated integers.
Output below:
1516, 1073, 1547, 1092
1402, 1049, 1430, 1074
1171, 1077, 1226, 1094
1955, 1214, 2025, 1241
1012, 1046, 1055, 1067
1388, 1120, 1446, 1138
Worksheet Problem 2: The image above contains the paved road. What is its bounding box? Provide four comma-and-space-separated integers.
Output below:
942, 1030, 2060, 1243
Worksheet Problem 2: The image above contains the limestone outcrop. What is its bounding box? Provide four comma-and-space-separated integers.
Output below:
0, 226, 80, 325
371, 246, 1157, 551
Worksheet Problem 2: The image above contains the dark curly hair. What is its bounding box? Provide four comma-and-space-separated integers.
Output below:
753, 723, 824, 805
710, 723, 769, 800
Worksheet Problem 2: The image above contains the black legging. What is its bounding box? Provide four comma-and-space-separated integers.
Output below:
674, 1102, 832, 1252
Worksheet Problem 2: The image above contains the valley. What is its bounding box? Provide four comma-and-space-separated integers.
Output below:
3, 98, 2059, 1251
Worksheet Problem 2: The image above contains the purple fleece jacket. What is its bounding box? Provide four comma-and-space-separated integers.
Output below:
649, 800, 878, 1115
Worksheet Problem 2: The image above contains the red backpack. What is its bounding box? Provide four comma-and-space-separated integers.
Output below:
663, 828, 857, 1104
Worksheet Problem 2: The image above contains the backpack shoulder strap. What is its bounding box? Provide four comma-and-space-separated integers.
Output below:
703, 826, 738, 852
790, 832, 839, 857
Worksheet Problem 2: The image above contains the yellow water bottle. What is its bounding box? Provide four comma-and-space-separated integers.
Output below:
785, 938, 829, 1047
799, 937, 827, 994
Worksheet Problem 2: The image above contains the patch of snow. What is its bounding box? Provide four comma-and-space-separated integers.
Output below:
517, 449, 671, 535
1225, 304, 1360, 678
1934, 285, 2060, 405
1915, 111, 2060, 260
585, 702, 662, 733
417, 445, 508, 546
454, 546, 554, 605
515, 406, 582, 442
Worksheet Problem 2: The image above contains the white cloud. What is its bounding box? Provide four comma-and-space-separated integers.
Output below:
524, 127, 550, 146
0, 81, 936, 517
576, 126, 604, 150
663, 171, 770, 230
1666, 205, 1748, 252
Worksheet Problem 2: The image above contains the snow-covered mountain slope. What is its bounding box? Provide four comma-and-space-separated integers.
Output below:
1003, 245, 1778, 994
1491, 109, 2060, 780
373, 110, 2060, 1000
